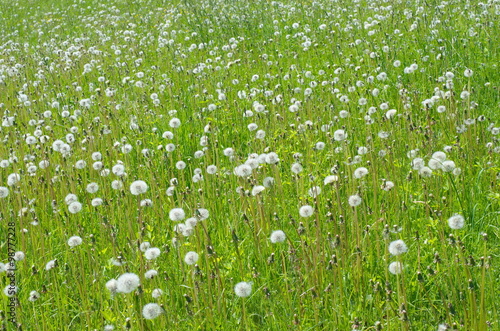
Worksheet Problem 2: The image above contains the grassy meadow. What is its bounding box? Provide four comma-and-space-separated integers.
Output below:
0, 0, 499, 329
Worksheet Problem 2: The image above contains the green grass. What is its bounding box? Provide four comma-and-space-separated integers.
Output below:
0, 0, 499, 329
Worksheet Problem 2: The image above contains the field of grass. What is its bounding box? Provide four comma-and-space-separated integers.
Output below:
0, 0, 499, 329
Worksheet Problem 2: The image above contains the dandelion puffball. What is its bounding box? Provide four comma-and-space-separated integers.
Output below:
270, 230, 286, 243
234, 281, 252, 297
169, 208, 186, 221
388, 240, 408, 256
67, 236, 83, 247
448, 214, 465, 230
299, 205, 314, 218
389, 261, 403, 275
142, 303, 163, 319
184, 251, 199, 265
130, 180, 148, 195
116, 273, 140, 293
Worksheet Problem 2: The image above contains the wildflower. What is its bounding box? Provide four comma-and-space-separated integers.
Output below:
145, 247, 161, 260
86, 182, 99, 193
7, 173, 20, 186
334, 129, 347, 141
252, 185, 265, 196
184, 251, 199, 265
3, 285, 18, 297
381, 181, 395, 191
348, 194, 362, 207
144, 270, 158, 279
234, 164, 253, 177
68, 236, 83, 247
169, 118, 181, 128
45, 259, 57, 270
169, 208, 185, 221
196, 208, 210, 220
234, 281, 252, 297
308, 186, 321, 197
324, 175, 339, 185
388, 240, 408, 256
418, 167, 433, 178
448, 214, 465, 230
106, 279, 118, 294
270, 230, 286, 243
263, 177, 275, 187
206, 165, 217, 174
388, 261, 403, 275
116, 273, 140, 293
152, 289, 163, 298
291, 163, 303, 174
130, 180, 148, 195
354, 167, 369, 179
0, 187, 9, 198
299, 205, 314, 218
142, 303, 163, 319
442, 160, 456, 172
28, 290, 40, 302
68, 201, 83, 214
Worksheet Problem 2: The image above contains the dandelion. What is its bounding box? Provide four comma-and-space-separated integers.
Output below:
116, 273, 140, 293
7, 173, 20, 186
263, 177, 275, 187
169, 208, 185, 221
418, 167, 433, 178
145, 247, 161, 260
388, 261, 403, 275
184, 251, 199, 265
234, 164, 253, 177
28, 290, 40, 302
442, 160, 456, 172
152, 289, 163, 298
68, 201, 83, 214
106, 279, 118, 294
45, 260, 57, 271
388, 239, 408, 256
251, 185, 265, 196
308, 186, 321, 197
354, 167, 369, 179
68, 236, 83, 247
169, 118, 181, 128
130, 180, 148, 195
0, 187, 9, 198
381, 181, 395, 191
299, 205, 314, 218
324, 175, 339, 185
334, 129, 347, 141
144, 270, 158, 279
86, 182, 99, 193
234, 281, 252, 297
196, 208, 210, 220
291, 163, 303, 174
448, 214, 465, 230
270, 230, 286, 243
3, 285, 18, 297
142, 303, 163, 319
348, 194, 362, 207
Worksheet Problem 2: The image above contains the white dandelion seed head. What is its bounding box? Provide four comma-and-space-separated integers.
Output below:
234, 281, 252, 297
67, 236, 83, 247
45, 259, 57, 271
334, 129, 347, 141
144, 269, 158, 279
448, 214, 465, 230
144, 247, 161, 260
291, 163, 303, 174
106, 279, 118, 293
299, 205, 314, 218
130, 180, 148, 195
184, 251, 199, 265
28, 290, 40, 302
152, 288, 163, 298
68, 201, 83, 214
270, 230, 286, 243
116, 273, 140, 293
381, 181, 395, 191
419, 166, 433, 178
0, 187, 9, 198
324, 175, 339, 185
3, 285, 18, 297
348, 194, 362, 207
251, 185, 265, 196
354, 167, 369, 179
142, 303, 163, 319
263, 177, 275, 188
169, 208, 186, 221
388, 261, 403, 275
388, 239, 408, 256
308, 186, 322, 198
